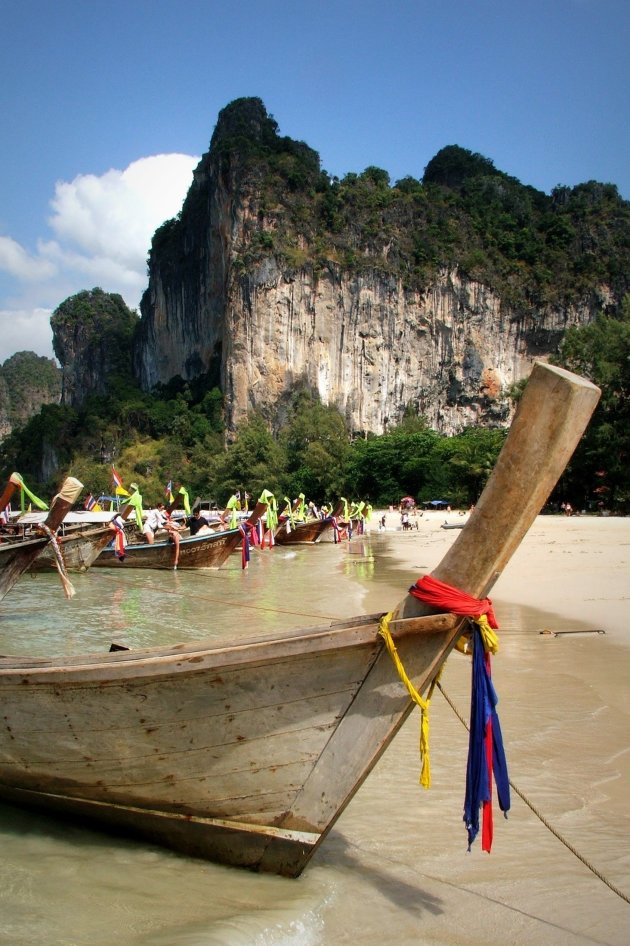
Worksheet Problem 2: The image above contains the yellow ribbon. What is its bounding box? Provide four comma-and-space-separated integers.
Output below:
455, 613, 500, 655
378, 611, 441, 789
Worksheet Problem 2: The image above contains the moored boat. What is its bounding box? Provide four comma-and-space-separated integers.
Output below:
0, 365, 600, 874
26, 504, 135, 572
274, 501, 345, 545
92, 502, 265, 569
0, 476, 83, 600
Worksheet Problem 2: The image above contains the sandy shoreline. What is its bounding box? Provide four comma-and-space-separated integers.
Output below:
367, 508, 630, 641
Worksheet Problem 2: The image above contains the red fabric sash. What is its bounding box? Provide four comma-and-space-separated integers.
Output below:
411, 574, 506, 852
409, 574, 498, 628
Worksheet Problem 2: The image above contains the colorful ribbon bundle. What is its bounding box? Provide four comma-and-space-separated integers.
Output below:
406, 574, 510, 851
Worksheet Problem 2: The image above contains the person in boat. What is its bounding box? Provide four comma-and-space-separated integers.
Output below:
143, 502, 167, 543
142, 502, 183, 567
188, 508, 212, 536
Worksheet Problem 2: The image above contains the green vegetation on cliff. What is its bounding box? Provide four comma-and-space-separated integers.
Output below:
158, 97, 628, 315
0, 351, 61, 433
552, 294, 630, 510
51, 287, 138, 388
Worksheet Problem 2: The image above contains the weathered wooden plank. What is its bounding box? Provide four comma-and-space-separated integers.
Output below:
0, 612, 454, 677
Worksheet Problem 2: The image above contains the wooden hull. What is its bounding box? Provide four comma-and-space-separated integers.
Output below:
0, 534, 55, 597
0, 476, 83, 600
274, 516, 336, 545
92, 526, 243, 569
0, 365, 601, 874
274, 502, 345, 545
0, 610, 457, 875
29, 525, 117, 572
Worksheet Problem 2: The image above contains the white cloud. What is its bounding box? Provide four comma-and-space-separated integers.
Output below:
0, 153, 199, 364
48, 154, 197, 268
0, 236, 56, 281
0, 307, 55, 364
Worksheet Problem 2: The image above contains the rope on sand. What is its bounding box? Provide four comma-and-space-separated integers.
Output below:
437, 680, 630, 905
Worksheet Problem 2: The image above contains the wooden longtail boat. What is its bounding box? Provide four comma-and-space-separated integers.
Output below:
274, 501, 345, 545
0, 365, 600, 874
28, 504, 135, 572
92, 502, 265, 569
0, 476, 83, 601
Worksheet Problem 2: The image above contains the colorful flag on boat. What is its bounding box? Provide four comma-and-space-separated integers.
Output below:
178, 485, 191, 515
112, 466, 130, 496
13, 473, 49, 513
463, 625, 510, 852
165, 480, 174, 504
257, 489, 277, 548
127, 485, 144, 529
84, 493, 103, 512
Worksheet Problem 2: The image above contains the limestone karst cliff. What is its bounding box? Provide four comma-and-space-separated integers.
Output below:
134, 97, 628, 436
51, 288, 138, 409
0, 352, 61, 440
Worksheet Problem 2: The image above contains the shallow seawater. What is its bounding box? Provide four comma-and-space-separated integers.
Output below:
0, 530, 628, 946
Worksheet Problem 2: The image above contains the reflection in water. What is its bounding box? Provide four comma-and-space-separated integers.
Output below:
343, 538, 376, 582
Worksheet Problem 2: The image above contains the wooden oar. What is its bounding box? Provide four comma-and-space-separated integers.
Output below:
267, 362, 601, 873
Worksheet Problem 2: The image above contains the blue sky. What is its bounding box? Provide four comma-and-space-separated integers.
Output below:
1, 0, 628, 364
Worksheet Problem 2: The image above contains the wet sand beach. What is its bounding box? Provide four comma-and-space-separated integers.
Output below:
325, 510, 630, 946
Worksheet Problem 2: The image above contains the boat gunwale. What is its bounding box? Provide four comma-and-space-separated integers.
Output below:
0, 533, 54, 554
0, 611, 457, 679
97, 525, 242, 555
